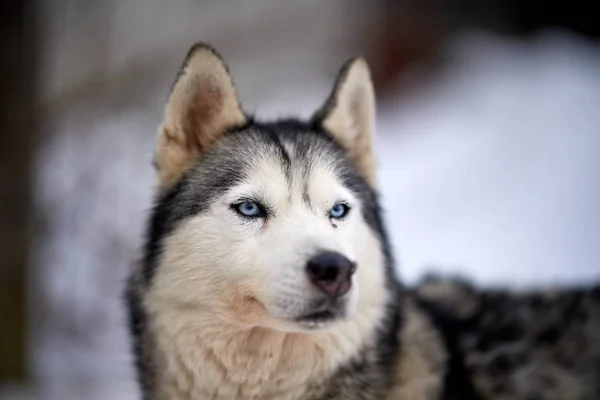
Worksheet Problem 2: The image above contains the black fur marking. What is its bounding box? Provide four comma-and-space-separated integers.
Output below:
264, 126, 293, 181
141, 179, 185, 285
294, 134, 314, 208
415, 295, 484, 400
124, 277, 153, 398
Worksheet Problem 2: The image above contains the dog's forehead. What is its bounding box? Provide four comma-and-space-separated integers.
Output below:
211, 126, 345, 202
205, 124, 345, 186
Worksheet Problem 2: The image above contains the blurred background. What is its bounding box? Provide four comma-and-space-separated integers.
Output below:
1, 0, 599, 399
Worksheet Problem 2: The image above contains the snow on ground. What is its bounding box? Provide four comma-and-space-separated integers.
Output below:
376, 31, 600, 287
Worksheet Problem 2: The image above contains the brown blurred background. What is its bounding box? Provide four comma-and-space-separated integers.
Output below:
1, 0, 599, 399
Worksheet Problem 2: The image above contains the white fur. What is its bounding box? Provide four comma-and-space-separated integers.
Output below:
145, 152, 388, 399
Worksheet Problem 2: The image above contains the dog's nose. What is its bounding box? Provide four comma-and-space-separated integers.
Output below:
306, 252, 356, 297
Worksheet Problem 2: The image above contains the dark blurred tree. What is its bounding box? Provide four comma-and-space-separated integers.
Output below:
0, 0, 37, 381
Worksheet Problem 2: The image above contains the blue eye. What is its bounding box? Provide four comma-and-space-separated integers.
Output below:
329, 203, 350, 219
234, 200, 265, 218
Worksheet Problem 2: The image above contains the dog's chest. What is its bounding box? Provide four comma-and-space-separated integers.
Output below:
155, 329, 336, 400
192, 352, 321, 400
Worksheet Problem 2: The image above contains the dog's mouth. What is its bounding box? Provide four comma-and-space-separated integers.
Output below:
295, 309, 337, 322
292, 298, 348, 329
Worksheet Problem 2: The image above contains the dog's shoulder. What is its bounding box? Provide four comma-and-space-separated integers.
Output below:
409, 275, 600, 399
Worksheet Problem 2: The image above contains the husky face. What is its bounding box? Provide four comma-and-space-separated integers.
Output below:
142, 44, 392, 335
148, 126, 385, 332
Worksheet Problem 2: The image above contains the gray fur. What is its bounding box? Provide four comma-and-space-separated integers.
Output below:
415, 277, 600, 399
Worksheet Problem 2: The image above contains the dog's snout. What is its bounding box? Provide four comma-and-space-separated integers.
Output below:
306, 252, 356, 297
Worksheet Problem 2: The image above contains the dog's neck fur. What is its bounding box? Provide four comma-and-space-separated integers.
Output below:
139, 288, 448, 400
148, 300, 392, 400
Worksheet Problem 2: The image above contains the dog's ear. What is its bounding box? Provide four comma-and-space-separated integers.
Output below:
313, 58, 377, 186
155, 43, 247, 188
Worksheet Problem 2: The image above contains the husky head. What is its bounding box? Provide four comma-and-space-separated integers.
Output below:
141, 44, 395, 334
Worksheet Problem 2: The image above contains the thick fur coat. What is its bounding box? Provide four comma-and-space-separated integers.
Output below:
125, 43, 600, 400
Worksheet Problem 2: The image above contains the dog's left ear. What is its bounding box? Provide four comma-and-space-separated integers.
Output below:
313, 58, 376, 186
155, 43, 247, 189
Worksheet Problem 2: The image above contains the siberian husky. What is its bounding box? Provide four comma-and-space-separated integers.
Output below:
125, 43, 600, 400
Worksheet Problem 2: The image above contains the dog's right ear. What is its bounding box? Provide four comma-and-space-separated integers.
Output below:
312, 58, 377, 187
155, 43, 247, 188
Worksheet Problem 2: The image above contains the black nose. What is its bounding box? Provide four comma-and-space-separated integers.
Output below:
306, 252, 356, 297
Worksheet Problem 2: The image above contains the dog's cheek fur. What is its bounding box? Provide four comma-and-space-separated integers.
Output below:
148, 212, 269, 323
344, 207, 388, 316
